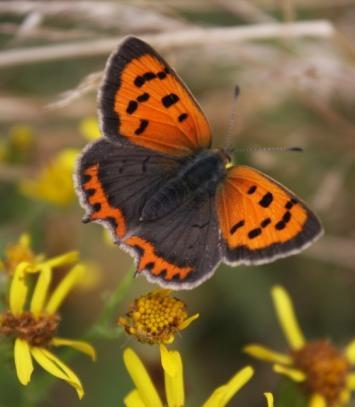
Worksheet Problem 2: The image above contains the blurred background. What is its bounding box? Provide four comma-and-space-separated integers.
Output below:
0, 1, 355, 406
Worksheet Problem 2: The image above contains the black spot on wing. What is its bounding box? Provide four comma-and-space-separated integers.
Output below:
247, 185, 257, 195
144, 262, 155, 270
93, 203, 101, 212
248, 228, 262, 239
134, 72, 156, 88
275, 210, 292, 231
157, 71, 167, 79
285, 198, 298, 210
259, 192, 273, 208
162, 93, 179, 108
230, 220, 245, 234
143, 72, 156, 81
275, 221, 286, 230
134, 76, 145, 88
283, 211, 291, 223
133, 245, 145, 256
261, 218, 271, 228
126, 100, 138, 114
178, 113, 188, 122
137, 92, 150, 102
135, 119, 149, 135
86, 188, 96, 197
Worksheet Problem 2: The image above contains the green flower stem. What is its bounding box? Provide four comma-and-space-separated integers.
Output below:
88, 265, 135, 339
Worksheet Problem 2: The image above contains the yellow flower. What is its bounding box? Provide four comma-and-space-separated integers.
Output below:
9, 125, 34, 154
79, 117, 101, 141
0, 260, 96, 399
118, 289, 199, 344
19, 148, 78, 206
1, 233, 37, 274
123, 346, 273, 407
0, 125, 34, 163
0, 233, 78, 275
244, 285, 355, 407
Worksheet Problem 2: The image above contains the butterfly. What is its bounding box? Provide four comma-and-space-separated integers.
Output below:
75, 36, 323, 289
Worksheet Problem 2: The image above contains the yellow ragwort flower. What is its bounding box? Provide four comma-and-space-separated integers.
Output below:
118, 289, 199, 344
79, 117, 101, 141
0, 125, 34, 164
0, 259, 96, 399
123, 346, 274, 407
19, 148, 78, 206
9, 125, 34, 154
0, 233, 37, 274
244, 285, 355, 407
0, 233, 78, 275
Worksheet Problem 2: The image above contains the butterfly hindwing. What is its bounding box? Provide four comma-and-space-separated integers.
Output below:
123, 192, 221, 289
216, 166, 322, 265
76, 138, 183, 240
100, 36, 212, 156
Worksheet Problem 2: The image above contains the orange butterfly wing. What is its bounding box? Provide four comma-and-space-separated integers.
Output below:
100, 37, 212, 156
216, 166, 323, 264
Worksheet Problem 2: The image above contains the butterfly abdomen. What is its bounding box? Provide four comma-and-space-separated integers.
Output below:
141, 150, 226, 222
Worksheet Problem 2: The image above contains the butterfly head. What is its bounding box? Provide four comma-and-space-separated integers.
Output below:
216, 149, 233, 169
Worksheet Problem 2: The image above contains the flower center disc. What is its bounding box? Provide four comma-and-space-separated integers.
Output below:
293, 340, 350, 405
119, 290, 188, 344
0, 311, 59, 346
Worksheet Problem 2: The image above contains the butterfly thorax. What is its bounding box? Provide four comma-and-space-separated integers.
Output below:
140, 150, 228, 222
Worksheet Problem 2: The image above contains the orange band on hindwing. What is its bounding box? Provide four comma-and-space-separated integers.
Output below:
125, 236, 192, 281
83, 164, 126, 238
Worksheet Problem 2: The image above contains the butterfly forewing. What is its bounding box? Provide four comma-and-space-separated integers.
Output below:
216, 166, 323, 265
100, 37, 212, 156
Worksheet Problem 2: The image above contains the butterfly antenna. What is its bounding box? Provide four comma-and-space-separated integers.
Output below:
225, 85, 241, 151
232, 146, 304, 153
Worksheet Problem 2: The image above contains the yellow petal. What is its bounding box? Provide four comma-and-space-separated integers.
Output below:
344, 339, 355, 364
346, 373, 355, 390
202, 366, 254, 407
124, 389, 146, 407
14, 338, 33, 385
123, 348, 163, 407
272, 285, 305, 350
31, 347, 84, 399
10, 262, 30, 315
273, 364, 306, 382
30, 265, 52, 317
243, 344, 292, 365
38, 251, 79, 271
309, 393, 327, 407
51, 337, 96, 361
45, 264, 85, 314
179, 313, 199, 330
264, 392, 274, 407
160, 345, 184, 407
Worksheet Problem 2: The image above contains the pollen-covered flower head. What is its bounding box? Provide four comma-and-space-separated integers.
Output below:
118, 289, 199, 344
0, 250, 96, 399
244, 285, 355, 407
